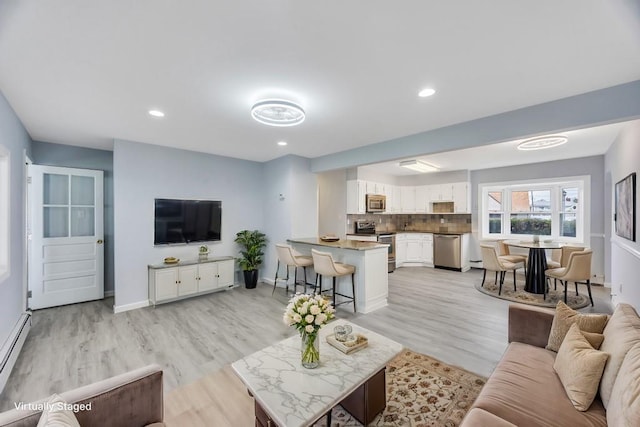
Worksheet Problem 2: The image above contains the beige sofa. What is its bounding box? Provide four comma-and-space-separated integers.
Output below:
462, 303, 640, 426
0, 365, 164, 427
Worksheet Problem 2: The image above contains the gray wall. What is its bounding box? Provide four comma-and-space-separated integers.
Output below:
470, 155, 605, 278
318, 170, 348, 238
112, 139, 264, 311
0, 91, 31, 347
30, 141, 114, 293
261, 155, 318, 285
605, 120, 640, 310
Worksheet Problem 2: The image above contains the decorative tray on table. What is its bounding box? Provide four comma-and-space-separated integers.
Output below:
326, 333, 369, 354
320, 236, 340, 242
163, 257, 180, 264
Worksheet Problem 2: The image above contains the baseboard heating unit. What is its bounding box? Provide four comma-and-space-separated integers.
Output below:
0, 313, 31, 393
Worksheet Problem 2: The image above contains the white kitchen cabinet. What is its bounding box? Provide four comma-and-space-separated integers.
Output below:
400, 186, 416, 213
395, 234, 407, 266
395, 233, 433, 267
384, 185, 398, 213
421, 234, 434, 265
366, 181, 386, 195
452, 182, 470, 213
391, 185, 402, 214
406, 237, 422, 262
428, 184, 454, 202
149, 257, 235, 306
346, 180, 367, 214
415, 185, 429, 213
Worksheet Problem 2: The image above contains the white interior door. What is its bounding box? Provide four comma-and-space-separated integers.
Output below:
28, 165, 104, 309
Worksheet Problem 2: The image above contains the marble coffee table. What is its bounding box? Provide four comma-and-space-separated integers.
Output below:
231, 320, 403, 427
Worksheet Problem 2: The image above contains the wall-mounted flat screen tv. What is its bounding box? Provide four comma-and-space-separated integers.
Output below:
154, 198, 222, 245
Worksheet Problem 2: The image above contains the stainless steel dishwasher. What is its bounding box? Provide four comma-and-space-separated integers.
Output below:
433, 234, 461, 271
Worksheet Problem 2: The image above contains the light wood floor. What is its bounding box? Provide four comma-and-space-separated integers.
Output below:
0, 267, 612, 413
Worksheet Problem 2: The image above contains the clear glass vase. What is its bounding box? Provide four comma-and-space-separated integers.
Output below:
301, 332, 320, 369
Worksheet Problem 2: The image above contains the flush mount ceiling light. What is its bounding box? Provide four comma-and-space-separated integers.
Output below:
517, 135, 568, 151
277, 141, 288, 146
399, 159, 440, 173
251, 100, 305, 127
148, 109, 165, 118
418, 88, 436, 98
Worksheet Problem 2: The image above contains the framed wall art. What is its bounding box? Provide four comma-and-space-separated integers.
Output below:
615, 172, 636, 241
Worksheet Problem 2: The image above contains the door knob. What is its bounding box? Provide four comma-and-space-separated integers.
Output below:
97, 239, 104, 244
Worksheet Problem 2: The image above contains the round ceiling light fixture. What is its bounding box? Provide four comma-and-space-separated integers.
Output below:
418, 88, 436, 98
517, 135, 568, 151
277, 141, 288, 146
148, 109, 165, 118
251, 99, 305, 127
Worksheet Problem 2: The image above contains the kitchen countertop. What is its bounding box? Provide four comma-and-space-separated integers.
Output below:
288, 237, 389, 250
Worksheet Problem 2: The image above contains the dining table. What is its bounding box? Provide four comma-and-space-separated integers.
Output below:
505, 240, 563, 294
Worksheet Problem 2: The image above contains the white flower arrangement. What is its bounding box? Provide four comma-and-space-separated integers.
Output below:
283, 293, 335, 335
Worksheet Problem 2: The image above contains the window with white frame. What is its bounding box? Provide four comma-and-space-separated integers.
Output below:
480, 176, 588, 243
0, 145, 9, 282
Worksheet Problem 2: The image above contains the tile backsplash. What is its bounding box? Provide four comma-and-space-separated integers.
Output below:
346, 213, 472, 234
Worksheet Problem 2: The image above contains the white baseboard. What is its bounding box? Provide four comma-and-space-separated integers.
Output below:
0, 313, 31, 393
113, 300, 150, 314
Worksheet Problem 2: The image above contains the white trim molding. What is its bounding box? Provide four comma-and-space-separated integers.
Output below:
113, 299, 149, 314
611, 238, 640, 260
0, 144, 10, 283
0, 313, 31, 393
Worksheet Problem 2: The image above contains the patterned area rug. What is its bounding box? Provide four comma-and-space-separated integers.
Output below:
314, 350, 486, 427
475, 280, 589, 309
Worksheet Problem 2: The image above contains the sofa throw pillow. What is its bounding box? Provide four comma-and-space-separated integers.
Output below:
599, 303, 640, 408
606, 343, 640, 426
36, 394, 81, 427
554, 323, 609, 411
546, 301, 608, 352
582, 331, 605, 350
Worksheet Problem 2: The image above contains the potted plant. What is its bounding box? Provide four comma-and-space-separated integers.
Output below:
234, 230, 267, 289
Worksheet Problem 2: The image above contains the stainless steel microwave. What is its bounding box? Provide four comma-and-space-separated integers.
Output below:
366, 194, 386, 212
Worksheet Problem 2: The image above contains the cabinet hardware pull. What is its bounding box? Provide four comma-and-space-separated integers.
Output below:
96, 239, 104, 244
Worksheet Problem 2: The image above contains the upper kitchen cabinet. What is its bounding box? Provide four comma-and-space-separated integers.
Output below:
428, 184, 454, 202
386, 185, 401, 214
346, 180, 367, 214
400, 186, 416, 213
452, 182, 470, 213
346, 179, 470, 215
415, 185, 429, 213
366, 181, 385, 195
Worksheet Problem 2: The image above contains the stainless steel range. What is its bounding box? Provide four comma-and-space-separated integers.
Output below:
354, 221, 395, 273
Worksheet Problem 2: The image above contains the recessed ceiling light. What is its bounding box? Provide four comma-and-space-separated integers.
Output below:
277, 141, 288, 146
148, 110, 165, 118
517, 135, 568, 151
251, 100, 305, 127
399, 159, 440, 173
418, 88, 436, 98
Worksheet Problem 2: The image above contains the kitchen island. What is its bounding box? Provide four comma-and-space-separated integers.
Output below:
287, 238, 389, 314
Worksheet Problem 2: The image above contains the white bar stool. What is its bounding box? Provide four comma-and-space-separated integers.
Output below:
273, 244, 314, 295
311, 249, 356, 312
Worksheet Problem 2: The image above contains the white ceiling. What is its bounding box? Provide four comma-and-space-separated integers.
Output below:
361, 121, 632, 175
0, 1, 639, 163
